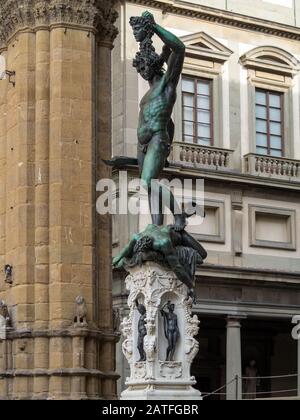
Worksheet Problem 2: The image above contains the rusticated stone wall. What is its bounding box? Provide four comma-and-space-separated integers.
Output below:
0, 0, 119, 400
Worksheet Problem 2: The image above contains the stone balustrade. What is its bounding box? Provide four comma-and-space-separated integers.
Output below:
244, 153, 300, 180
171, 142, 234, 170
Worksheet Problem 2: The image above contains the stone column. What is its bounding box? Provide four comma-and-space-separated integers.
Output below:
94, 4, 119, 397
96, 36, 117, 400
0, 0, 119, 400
7, 30, 36, 400
226, 316, 244, 400
0, 48, 7, 295
34, 27, 50, 398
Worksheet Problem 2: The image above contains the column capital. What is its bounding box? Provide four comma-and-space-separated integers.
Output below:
226, 314, 247, 328
0, 0, 118, 46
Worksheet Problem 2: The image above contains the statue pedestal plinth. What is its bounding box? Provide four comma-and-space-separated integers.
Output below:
120, 262, 202, 400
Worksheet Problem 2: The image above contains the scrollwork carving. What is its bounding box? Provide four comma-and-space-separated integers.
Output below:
121, 316, 133, 362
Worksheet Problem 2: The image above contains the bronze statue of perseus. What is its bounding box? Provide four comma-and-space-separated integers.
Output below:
112, 12, 207, 302
130, 11, 187, 230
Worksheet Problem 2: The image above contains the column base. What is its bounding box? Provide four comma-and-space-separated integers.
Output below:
121, 384, 202, 400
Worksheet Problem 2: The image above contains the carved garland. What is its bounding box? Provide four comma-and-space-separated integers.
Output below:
0, 0, 118, 46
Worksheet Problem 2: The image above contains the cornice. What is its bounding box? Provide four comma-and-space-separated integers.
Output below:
0, 368, 120, 380
112, 161, 300, 193
3, 326, 120, 342
128, 0, 300, 42
0, 0, 118, 47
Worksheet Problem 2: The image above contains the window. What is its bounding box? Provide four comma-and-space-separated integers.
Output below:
182, 77, 213, 146
255, 89, 283, 157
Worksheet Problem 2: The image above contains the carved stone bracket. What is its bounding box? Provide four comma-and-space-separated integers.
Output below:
0, 0, 118, 47
121, 262, 202, 400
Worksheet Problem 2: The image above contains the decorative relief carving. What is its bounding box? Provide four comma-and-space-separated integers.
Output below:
133, 362, 146, 379
144, 318, 156, 380
185, 337, 199, 364
121, 316, 133, 363
4, 264, 13, 284
121, 263, 201, 394
159, 361, 182, 379
0, 0, 118, 46
73, 296, 88, 328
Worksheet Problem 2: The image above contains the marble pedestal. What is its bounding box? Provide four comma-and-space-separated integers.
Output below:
120, 262, 202, 400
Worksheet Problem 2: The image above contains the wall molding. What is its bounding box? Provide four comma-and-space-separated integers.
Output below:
191, 199, 225, 244
128, 0, 300, 41
249, 204, 297, 251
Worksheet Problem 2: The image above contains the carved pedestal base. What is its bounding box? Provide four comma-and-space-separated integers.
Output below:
121, 263, 202, 400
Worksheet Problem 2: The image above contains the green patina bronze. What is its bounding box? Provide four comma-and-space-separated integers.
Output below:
112, 11, 207, 300
113, 223, 207, 301
131, 11, 186, 228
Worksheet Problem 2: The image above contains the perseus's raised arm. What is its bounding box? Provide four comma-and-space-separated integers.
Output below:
154, 24, 185, 85
143, 11, 185, 85
154, 24, 185, 55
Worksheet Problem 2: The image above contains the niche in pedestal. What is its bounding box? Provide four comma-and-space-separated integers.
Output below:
158, 292, 183, 366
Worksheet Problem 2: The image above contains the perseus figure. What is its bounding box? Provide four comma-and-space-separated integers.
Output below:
130, 11, 187, 230
136, 300, 147, 362
160, 301, 180, 361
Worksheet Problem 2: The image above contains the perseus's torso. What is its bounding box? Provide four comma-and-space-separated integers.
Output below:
137, 79, 176, 145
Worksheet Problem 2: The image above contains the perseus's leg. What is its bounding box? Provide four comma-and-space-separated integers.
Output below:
137, 145, 146, 176
170, 332, 178, 361
141, 137, 186, 229
166, 332, 173, 361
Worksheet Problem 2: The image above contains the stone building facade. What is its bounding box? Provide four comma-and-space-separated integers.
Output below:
112, 0, 300, 399
0, 0, 120, 400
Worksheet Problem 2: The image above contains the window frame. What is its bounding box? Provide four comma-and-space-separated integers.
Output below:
255, 88, 285, 157
182, 75, 214, 146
